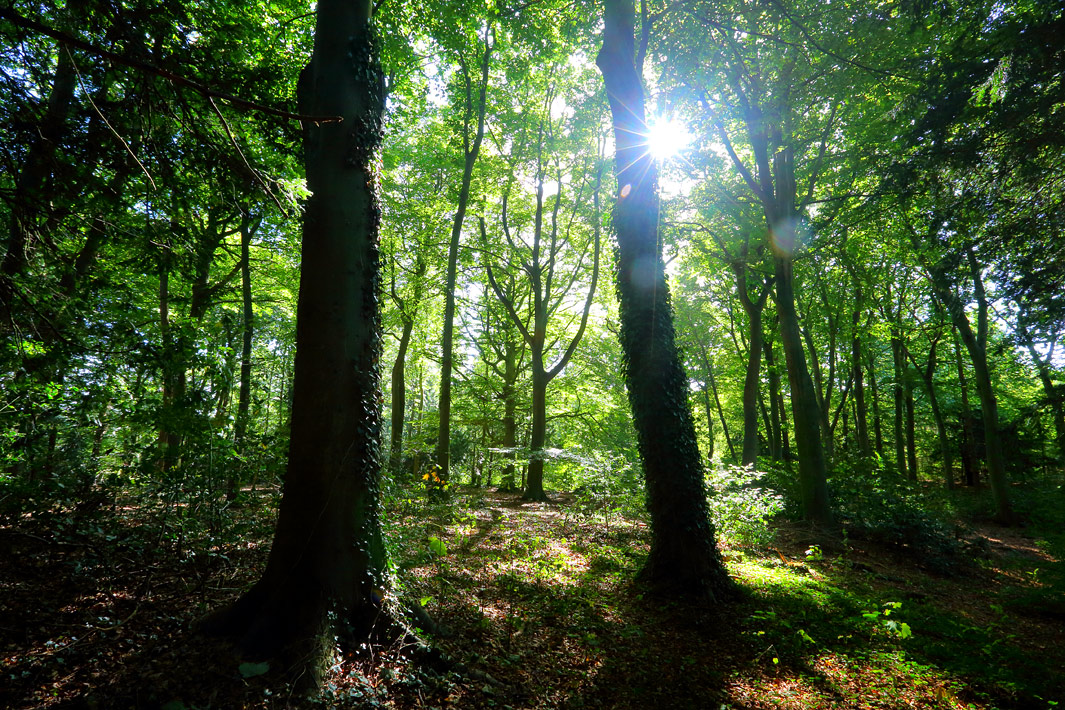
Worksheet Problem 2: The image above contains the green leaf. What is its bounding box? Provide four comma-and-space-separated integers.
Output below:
427, 536, 447, 557
238, 661, 270, 678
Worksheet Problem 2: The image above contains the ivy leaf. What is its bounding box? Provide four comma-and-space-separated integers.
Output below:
238, 661, 270, 678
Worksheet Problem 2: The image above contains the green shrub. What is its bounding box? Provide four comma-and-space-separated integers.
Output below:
705, 464, 784, 547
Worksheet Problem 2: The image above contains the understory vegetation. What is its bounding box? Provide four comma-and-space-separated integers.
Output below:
2, 463, 1063, 709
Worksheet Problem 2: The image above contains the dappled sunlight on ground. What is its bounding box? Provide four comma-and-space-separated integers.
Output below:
1, 484, 1062, 708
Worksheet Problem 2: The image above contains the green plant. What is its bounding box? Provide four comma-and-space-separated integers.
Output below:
705, 464, 784, 547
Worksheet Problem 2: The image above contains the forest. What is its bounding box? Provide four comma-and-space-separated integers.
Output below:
1, 0, 1063, 708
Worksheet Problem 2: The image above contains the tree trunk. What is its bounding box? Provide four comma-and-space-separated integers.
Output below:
500, 338, 518, 490
851, 295, 871, 457
525, 367, 548, 501
769, 148, 831, 526
231, 214, 258, 499
930, 249, 1011, 522
436, 27, 491, 485
736, 278, 766, 466
953, 326, 978, 486
702, 386, 715, 462
389, 313, 414, 472
904, 366, 918, 480
203, 2, 393, 681
765, 333, 783, 461
867, 351, 885, 460
891, 333, 908, 478
597, 0, 732, 600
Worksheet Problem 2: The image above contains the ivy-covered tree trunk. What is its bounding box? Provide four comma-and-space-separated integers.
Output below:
204, 0, 392, 681
596, 0, 732, 600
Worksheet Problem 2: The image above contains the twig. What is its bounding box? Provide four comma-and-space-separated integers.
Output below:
65, 47, 156, 189
207, 96, 287, 215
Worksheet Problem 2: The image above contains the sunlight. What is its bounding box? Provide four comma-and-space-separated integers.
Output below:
645, 116, 692, 162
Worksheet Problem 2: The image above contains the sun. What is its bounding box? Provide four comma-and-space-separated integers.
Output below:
645, 116, 692, 162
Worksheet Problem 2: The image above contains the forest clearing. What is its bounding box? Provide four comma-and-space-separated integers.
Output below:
3, 0, 1064, 707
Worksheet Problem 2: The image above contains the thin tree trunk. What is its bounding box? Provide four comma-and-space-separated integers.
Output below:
765, 333, 783, 461
891, 333, 908, 478
436, 26, 492, 485
702, 386, 715, 462
770, 148, 831, 526
905, 367, 918, 480
867, 351, 885, 459
231, 214, 258, 499
929, 248, 1011, 522
851, 294, 871, 457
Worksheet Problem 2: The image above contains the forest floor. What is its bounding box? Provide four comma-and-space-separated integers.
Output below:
1, 484, 1063, 709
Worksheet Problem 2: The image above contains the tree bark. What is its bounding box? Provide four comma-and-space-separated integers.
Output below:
203, 1, 393, 681
389, 254, 425, 473
904, 364, 918, 480
735, 272, 769, 465
597, 0, 732, 600
929, 247, 1012, 522
851, 291, 871, 457
764, 332, 783, 461
769, 148, 832, 526
231, 213, 259, 499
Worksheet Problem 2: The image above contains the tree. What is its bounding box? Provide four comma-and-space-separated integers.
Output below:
436, 14, 492, 488
596, 0, 731, 600
481, 92, 602, 502
204, 0, 394, 680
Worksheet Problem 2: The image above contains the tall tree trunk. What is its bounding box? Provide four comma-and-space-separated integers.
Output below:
436, 27, 492, 485
851, 293, 871, 457
702, 386, 716, 462
389, 313, 414, 472
389, 253, 424, 473
769, 148, 831, 526
231, 214, 258, 499
204, 2, 393, 681
597, 0, 732, 600
706, 358, 736, 462
526, 368, 548, 500
953, 326, 978, 486
500, 338, 519, 490
867, 351, 885, 459
929, 247, 1012, 523
891, 332, 908, 478
736, 277, 768, 465
765, 333, 783, 461
904, 368, 918, 480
